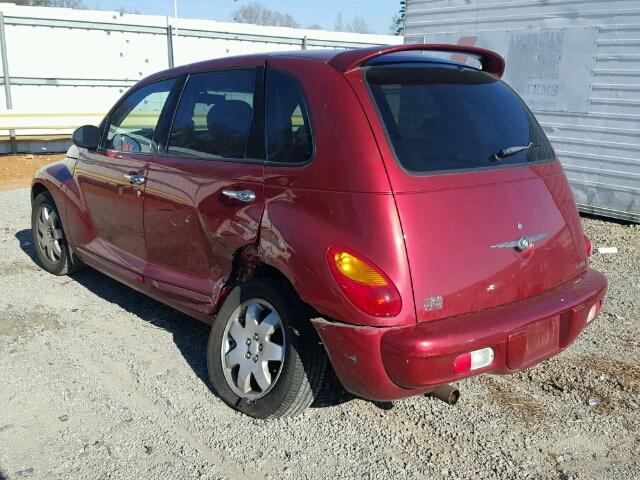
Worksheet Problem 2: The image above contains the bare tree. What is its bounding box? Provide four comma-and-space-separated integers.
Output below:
1, 0, 86, 7
334, 13, 344, 32
117, 5, 141, 15
348, 16, 371, 34
307, 23, 323, 30
232, 2, 299, 28
334, 12, 371, 34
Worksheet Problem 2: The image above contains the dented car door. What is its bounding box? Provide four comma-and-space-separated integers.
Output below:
142, 66, 265, 314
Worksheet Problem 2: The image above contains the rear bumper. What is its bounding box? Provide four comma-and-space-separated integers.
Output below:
312, 268, 607, 401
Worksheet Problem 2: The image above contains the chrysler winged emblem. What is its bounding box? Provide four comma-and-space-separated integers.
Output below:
490, 232, 549, 251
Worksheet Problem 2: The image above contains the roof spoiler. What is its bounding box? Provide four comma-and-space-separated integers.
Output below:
330, 44, 505, 78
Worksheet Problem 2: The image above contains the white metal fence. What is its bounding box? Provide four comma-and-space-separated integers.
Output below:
0, 3, 399, 153
405, 0, 640, 222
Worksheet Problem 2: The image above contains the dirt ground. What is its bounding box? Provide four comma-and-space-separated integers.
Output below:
0, 186, 638, 479
0, 154, 65, 191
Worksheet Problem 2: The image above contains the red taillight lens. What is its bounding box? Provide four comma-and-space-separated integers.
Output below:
327, 246, 402, 317
584, 234, 592, 257
453, 352, 472, 374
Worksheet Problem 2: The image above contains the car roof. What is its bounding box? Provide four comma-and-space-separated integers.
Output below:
140, 45, 497, 86
139, 50, 338, 85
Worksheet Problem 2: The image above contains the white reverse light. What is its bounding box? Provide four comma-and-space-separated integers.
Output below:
470, 347, 495, 370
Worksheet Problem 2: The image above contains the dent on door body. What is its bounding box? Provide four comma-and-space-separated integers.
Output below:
142, 159, 264, 313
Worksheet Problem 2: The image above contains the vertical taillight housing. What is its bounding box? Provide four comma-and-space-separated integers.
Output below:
327, 246, 402, 317
584, 233, 592, 257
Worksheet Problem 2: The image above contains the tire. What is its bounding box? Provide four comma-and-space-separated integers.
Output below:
207, 279, 327, 419
31, 192, 81, 276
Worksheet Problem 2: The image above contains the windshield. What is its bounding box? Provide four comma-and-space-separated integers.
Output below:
366, 65, 555, 174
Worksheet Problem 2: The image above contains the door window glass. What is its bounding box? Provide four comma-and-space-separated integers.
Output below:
104, 78, 176, 154
168, 69, 255, 160
266, 70, 313, 164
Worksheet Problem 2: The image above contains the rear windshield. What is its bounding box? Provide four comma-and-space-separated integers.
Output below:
366, 65, 555, 174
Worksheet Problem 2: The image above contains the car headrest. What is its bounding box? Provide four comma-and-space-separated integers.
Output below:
207, 100, 253, 140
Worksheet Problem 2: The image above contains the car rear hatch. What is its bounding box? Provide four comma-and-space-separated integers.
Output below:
363, 60, 587, 322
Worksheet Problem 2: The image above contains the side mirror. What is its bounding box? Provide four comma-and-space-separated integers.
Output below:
72, 125, 100, 150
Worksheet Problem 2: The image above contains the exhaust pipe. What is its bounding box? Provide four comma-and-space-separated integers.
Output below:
431, 384, 460, 405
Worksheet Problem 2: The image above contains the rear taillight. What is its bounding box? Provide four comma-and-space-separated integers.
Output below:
453, 347, 495, 374
327, 246, 402, 317
584, 234, 592, 257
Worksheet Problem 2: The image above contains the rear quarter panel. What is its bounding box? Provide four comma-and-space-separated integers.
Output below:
260, 57, 415, 327
260, 190, 415, 327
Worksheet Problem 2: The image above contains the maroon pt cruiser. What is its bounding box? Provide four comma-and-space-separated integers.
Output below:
31, 44, 607, 418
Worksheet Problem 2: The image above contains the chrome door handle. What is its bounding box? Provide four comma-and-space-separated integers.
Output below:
222, 189, 256, 203
124, 173, 146, 185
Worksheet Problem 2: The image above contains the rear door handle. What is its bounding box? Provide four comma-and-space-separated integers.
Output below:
222, 189, 256, 203
124, 173, 146, 185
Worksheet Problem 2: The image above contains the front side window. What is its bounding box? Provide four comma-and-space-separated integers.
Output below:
366, 65, 555, 174
104, 78, 176, 154
168, 69, 255, 160
266, 70, 313, 164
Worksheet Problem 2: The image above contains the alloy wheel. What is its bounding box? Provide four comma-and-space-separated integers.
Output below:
36, 205, 63, 263
221, 299, 286, 400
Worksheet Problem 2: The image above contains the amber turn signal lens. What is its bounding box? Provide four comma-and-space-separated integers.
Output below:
333, 251, 388, 286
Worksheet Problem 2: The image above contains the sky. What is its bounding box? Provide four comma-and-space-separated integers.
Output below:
90, 0, 401, 34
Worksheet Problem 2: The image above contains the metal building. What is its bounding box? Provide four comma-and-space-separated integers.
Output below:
405, 0, 640, 222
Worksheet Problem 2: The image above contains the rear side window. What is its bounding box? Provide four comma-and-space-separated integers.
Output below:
104, 78, 176, 153
266, 70, 313, 164
366, 66, 555, 174
168, 69, 255, 160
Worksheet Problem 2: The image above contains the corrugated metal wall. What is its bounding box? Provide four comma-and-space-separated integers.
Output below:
405, 0, 640, 222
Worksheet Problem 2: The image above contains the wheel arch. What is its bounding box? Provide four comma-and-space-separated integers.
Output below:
250, 263, 299, 294
222, 245, 304, 307
30, 178, 67, 224
31, 181, 49, 205
30, 155, 82, 247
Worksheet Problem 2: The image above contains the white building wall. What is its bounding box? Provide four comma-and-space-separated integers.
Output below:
0, 3, 400, 150
405, 0, 640, 222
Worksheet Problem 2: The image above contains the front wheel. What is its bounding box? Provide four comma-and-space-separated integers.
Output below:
207, 280, 327, 418
31, 192, 81, 276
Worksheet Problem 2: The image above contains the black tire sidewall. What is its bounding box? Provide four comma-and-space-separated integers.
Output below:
31, 192, 71, 275
207, 280, 312, 419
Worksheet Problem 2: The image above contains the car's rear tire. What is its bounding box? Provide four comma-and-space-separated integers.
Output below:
207, 279, 327, 419
31, 192, 81, 276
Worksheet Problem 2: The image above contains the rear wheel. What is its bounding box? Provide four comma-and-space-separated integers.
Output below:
207, 279, 327, 418
31, 192, 81, 276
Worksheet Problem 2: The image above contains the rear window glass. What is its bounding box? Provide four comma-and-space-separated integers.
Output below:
266, 70, 313, 164
366, 66, 555, 174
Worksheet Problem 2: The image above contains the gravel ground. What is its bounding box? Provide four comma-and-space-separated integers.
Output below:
0, 187, 638, 480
